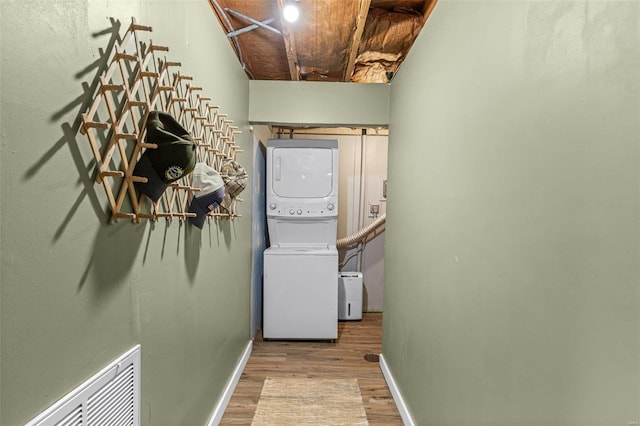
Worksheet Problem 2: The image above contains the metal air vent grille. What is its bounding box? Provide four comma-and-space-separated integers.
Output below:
86, 364, 135, 425
25, 345, 140, 426
56, 405, 82, 426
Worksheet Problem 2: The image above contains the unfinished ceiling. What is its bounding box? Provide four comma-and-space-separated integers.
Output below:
208, 0, 437, 83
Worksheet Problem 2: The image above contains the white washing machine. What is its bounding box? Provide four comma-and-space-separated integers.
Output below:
263, 247, 338, 339
263, 139, 339, 340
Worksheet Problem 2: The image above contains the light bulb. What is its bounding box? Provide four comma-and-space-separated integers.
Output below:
283, 4, 299, 22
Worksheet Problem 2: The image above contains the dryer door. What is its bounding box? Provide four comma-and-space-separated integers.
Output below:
271, 147, 334, 198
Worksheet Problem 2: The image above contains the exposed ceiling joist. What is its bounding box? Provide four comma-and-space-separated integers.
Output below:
421, 0, 439, 24
276, 0, 300, 81
345, 0, 372, 81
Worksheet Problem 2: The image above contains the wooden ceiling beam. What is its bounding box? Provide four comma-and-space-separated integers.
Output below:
277, 0, 300, 81
421, 0, 439, 25
345, 0, 372, 81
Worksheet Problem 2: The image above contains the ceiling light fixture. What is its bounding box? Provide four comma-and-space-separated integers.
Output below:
283, 2, 299, 23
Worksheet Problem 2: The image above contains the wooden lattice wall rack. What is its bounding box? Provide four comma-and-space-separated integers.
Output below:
80, 18, 244, 224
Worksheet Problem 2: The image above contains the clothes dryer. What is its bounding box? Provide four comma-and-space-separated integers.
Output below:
265, 139, 338, 247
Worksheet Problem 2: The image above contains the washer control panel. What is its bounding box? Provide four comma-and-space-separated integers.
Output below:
268, 201, 337, 217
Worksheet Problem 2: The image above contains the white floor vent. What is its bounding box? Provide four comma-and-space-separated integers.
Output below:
26, 345, 140, 426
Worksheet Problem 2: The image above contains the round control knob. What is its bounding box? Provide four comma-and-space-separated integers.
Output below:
297, 209, 303, 215
269, 203, 277, 210
327, 203, 335, 211
289, 209, 295, 215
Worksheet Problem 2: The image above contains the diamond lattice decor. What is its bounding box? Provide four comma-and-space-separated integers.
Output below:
80, 18, 243, 223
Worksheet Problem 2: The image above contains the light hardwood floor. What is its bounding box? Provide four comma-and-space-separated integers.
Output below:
220, 313, 403, 425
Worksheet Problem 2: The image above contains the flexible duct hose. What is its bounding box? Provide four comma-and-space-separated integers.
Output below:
337, 213, 386, 249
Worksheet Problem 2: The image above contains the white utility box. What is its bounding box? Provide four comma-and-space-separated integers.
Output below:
338, 272, 363, 320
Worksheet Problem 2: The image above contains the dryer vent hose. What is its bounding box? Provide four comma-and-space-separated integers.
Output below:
337, 213, 386, 249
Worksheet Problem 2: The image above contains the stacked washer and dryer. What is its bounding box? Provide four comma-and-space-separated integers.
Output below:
263, 139, 339, 340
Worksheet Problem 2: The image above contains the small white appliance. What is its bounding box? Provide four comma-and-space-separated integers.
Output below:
263, 139, 339, 340
338, 272, 363, 321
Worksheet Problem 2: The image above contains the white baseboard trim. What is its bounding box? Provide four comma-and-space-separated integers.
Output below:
207, 340, 253, 426
379, 353, 416, 426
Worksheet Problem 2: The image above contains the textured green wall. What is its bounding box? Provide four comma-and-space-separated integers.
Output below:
384, 1, 640, 425
0, 1, 251, 425
249, 80, 390, 127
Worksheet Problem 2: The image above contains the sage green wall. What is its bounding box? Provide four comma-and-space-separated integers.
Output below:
384, 1, 639, 425
249, 80, 390, 127
0, 1, 251, 425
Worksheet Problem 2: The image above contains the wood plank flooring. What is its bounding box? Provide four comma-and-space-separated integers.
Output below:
220, 313, 403, 425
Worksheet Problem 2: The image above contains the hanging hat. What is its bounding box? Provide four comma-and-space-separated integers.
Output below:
133, 111, 197, 202
219, 157, 248, 212
188, 163, 225, 229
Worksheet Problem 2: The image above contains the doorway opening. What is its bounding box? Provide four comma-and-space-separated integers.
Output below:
249, 125, 388, 338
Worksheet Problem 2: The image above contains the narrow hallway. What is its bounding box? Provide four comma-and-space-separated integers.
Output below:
220, 313, 402, 424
